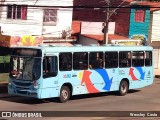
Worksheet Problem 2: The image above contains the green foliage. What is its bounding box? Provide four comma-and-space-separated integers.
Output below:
0, 56, 10, 63
0, 73, 8, 83
131, 35, 145, 40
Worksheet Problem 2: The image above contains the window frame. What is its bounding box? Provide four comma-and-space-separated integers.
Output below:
43, 9, 58, 26
7, 5, 27, 20
134, 9, 145, 23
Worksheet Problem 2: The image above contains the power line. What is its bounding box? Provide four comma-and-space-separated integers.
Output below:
1, 4, 160, 9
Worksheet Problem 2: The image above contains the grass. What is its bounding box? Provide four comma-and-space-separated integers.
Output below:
0, 73, 9, 83
0, 56, 10, 63
0, 56, 10, 83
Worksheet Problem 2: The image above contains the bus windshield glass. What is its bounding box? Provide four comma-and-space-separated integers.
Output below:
9, 48, 42, 80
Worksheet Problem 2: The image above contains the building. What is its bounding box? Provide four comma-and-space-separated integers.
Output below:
72, 0, 134, 45
0, 0, 74, 47
128, 1, 160, 69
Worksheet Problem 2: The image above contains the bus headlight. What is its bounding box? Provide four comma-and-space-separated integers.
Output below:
8, 82, 12, 88
34, 85, 38, 89
32, 81, 38, 89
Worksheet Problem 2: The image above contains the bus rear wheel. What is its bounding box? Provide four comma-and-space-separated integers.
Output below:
119, 80, 128, 96
59, 86, 70, 103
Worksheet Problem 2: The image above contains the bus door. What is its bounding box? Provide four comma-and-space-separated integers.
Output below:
41, 55, 59, 98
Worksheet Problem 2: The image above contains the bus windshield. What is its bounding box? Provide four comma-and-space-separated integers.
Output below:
9, 56, 41, 80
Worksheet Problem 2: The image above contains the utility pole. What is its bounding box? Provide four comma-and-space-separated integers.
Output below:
103, 1, 110, 44
102, 0, 136, 45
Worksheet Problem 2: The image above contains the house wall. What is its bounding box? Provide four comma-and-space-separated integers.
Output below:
129, 7, 150, 40
0, 0, 73, 38
73, 0, 105, 22
0, 7, 43, 35
73, 0, 131, 37
114, 8, 131, 37
153, 48, 160, 69
81, 22, 115, 35
149, 10, 160, 69
42, 9, 73, 37
150, 10, 160, 42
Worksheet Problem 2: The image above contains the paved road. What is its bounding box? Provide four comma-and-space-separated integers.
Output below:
0, 78, 160, 120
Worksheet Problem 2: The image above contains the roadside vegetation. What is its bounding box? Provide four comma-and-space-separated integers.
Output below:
0, 73, 9, 83
0, 56, 10, 83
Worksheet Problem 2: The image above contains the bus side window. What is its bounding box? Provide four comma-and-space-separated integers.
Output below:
59, 52, 72, 71
89, 52, 104, 69
132, 51, 144, 67
119, 51, 131, 68
43, 56, 58, 78
73, 52, 88, 70
105, 52, 118, 68
145, 51, 152, 66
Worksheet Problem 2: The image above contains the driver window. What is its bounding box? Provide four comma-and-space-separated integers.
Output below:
43, 56, 58, 78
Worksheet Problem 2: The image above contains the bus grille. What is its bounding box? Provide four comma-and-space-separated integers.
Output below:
16, 90, 28, 94
13, 81, 32, 87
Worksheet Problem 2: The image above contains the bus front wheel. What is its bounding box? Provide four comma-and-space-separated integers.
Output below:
119, 80, 129, 96
59, 86, 70, 103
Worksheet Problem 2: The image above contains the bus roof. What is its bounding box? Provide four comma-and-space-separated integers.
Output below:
12, 44, 153, 53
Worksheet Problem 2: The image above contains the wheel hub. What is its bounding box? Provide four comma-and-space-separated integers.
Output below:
62, 90, 68, 100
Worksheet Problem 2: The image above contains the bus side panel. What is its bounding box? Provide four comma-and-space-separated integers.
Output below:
39, 77, 59, 99
64, 69, 119, 95
118, 66, 153, 90
56, 69, 119, 96
39, 87, 59, 99
139, 66, 154, 88
83, 69, 117, 93
118, 68, 140, 89
59, 71, 90, 95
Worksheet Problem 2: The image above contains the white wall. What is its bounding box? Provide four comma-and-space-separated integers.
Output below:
42, 9, 73, 38
0, 0, 73, 37
153, 49, 160, 69
151, 10, 160, 41
81, 22, 115, 35
0, 7, 43, 35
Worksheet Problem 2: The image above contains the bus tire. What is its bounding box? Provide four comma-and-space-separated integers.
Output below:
59, 86, 70, 103
119, 80, 128, 96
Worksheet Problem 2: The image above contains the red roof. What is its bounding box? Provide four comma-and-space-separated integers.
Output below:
71, 21, 81, 34
124, 0, 134, 2
138, 1, 159, 6
135, 1, 160, 11
82, 34, 129, 41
